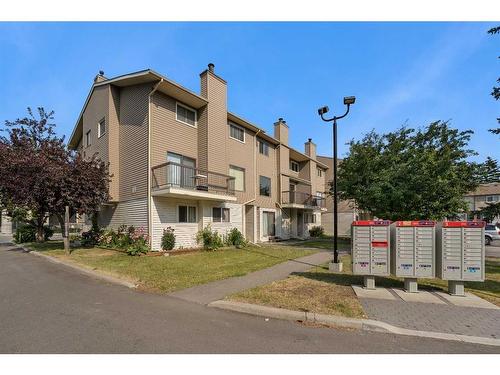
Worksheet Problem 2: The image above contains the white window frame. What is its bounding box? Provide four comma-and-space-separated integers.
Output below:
98, 118, 106, 138
85, 129, 91, 147
229, 165, 245, 192
175, 102, 197, 128
290, 160, 299, 172
317, 168, 323, 177
212, 207, 230, 223
228, 122, 245, 143
177, 204, 197, 223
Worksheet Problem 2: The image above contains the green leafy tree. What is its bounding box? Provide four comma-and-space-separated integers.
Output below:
336, 121, 485, 221
0, 107, 110, 252
488, 26, 500, 134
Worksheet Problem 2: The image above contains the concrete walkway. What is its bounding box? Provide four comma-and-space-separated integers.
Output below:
357, 289, 500, 339
169, 251, 334, 304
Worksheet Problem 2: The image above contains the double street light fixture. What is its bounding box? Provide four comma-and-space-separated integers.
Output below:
318, 96, 356, 270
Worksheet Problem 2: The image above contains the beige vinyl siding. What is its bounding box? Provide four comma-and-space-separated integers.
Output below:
227, 127, 256, 203
119, 83, 150, 201
197, 77, 209, 172
255, 143, 277, 208
200, 71, 228, 176
244, 205, 255, 242
82, 85, 109, 164
98, 198, 148, 231
150, 91, 199, 168
108, 85, 121, 201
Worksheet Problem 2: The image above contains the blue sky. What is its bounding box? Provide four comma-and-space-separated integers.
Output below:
0, 22, 498, 161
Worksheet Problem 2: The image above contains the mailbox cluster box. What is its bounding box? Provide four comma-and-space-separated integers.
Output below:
352, 220, 391, 276
436, 221, 485, 282
390, 221, 435, 278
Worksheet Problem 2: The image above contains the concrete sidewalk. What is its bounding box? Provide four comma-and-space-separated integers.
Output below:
169, 251, 334, 304
356, 288, 500, 339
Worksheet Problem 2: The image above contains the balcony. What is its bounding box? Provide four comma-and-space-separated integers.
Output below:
281, 191, 326, 210
151, 162, 237, 201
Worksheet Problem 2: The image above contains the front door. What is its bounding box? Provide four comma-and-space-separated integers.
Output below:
262, 211, 275, 239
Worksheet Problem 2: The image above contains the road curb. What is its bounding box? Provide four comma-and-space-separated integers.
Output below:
27, 248, 137, 289
208, 300, 500, 347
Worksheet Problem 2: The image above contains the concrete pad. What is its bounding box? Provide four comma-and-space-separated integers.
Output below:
435, 291, 500, 310
352, 285, 396, 300
391, 288, 446, 304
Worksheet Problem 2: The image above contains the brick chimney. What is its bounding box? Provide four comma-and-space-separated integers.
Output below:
273, 117, 289, 145
304, 138, 316, 159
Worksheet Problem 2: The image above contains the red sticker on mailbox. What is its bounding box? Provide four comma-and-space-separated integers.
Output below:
371, 241, 388, 247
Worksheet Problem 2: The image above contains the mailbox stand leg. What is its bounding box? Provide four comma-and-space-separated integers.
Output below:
448, 281, 465, 296
363, 276, 376, 290
404, 278, 418, 293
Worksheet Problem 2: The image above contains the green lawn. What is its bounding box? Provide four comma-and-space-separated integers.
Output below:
229, 254, 500, 317
283, 237, 351, 251
24, 241, 316, 293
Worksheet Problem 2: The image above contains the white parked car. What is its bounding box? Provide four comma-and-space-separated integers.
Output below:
485, 224, 500, 246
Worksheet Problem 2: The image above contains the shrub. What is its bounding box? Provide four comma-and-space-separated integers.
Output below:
14, 225, 36, 243
225, 227, 247, 248
161, 227, 176, 251
309, 225, 324, 238
98, 229, 119, 248
196, 225, 224, 251
69, 234, 82, 243
81, 229, 101, 247
126, 227, 149, 256
13, 225, 53, 243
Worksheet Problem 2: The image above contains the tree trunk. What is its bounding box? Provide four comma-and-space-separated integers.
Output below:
57, 210, 70, 255
35, 216, 45, 243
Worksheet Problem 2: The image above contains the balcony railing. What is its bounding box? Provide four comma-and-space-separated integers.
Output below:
282, 191, 326, 208
151, 162, 235, 196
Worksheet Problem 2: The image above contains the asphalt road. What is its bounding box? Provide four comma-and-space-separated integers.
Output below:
486, 240, 500, 258
0, 244, 498, 354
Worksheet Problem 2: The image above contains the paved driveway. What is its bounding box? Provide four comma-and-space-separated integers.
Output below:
0, 243, 498, 353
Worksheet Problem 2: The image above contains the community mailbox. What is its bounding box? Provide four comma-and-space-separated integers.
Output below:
352, 220, 391, 289
390, 220, 435, 293
436, 221, 485, 296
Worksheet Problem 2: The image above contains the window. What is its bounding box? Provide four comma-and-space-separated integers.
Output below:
167, 153, 196, 188
176, 103, 197, 127
258, 140, 269, 156
229, 165, 245, 191
85, 130, 91, 147
290, 160, 299, 172
486, 195, 499, 202
212, 207, 230, 223
178, 205, 196, 223
304, 213, 316, 224
259, 176, 271, 197
229, 122, 245, 142
98, 118, 106, 138
317, 168, 323, 177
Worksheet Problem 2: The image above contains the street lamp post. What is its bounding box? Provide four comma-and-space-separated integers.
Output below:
318, 96, 355, 268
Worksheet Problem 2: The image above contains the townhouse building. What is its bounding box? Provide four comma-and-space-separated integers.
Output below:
68, 64, 328, 250
464, 182, 500, 223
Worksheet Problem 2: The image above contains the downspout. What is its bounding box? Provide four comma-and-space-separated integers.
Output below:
147, 78, 163, 249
